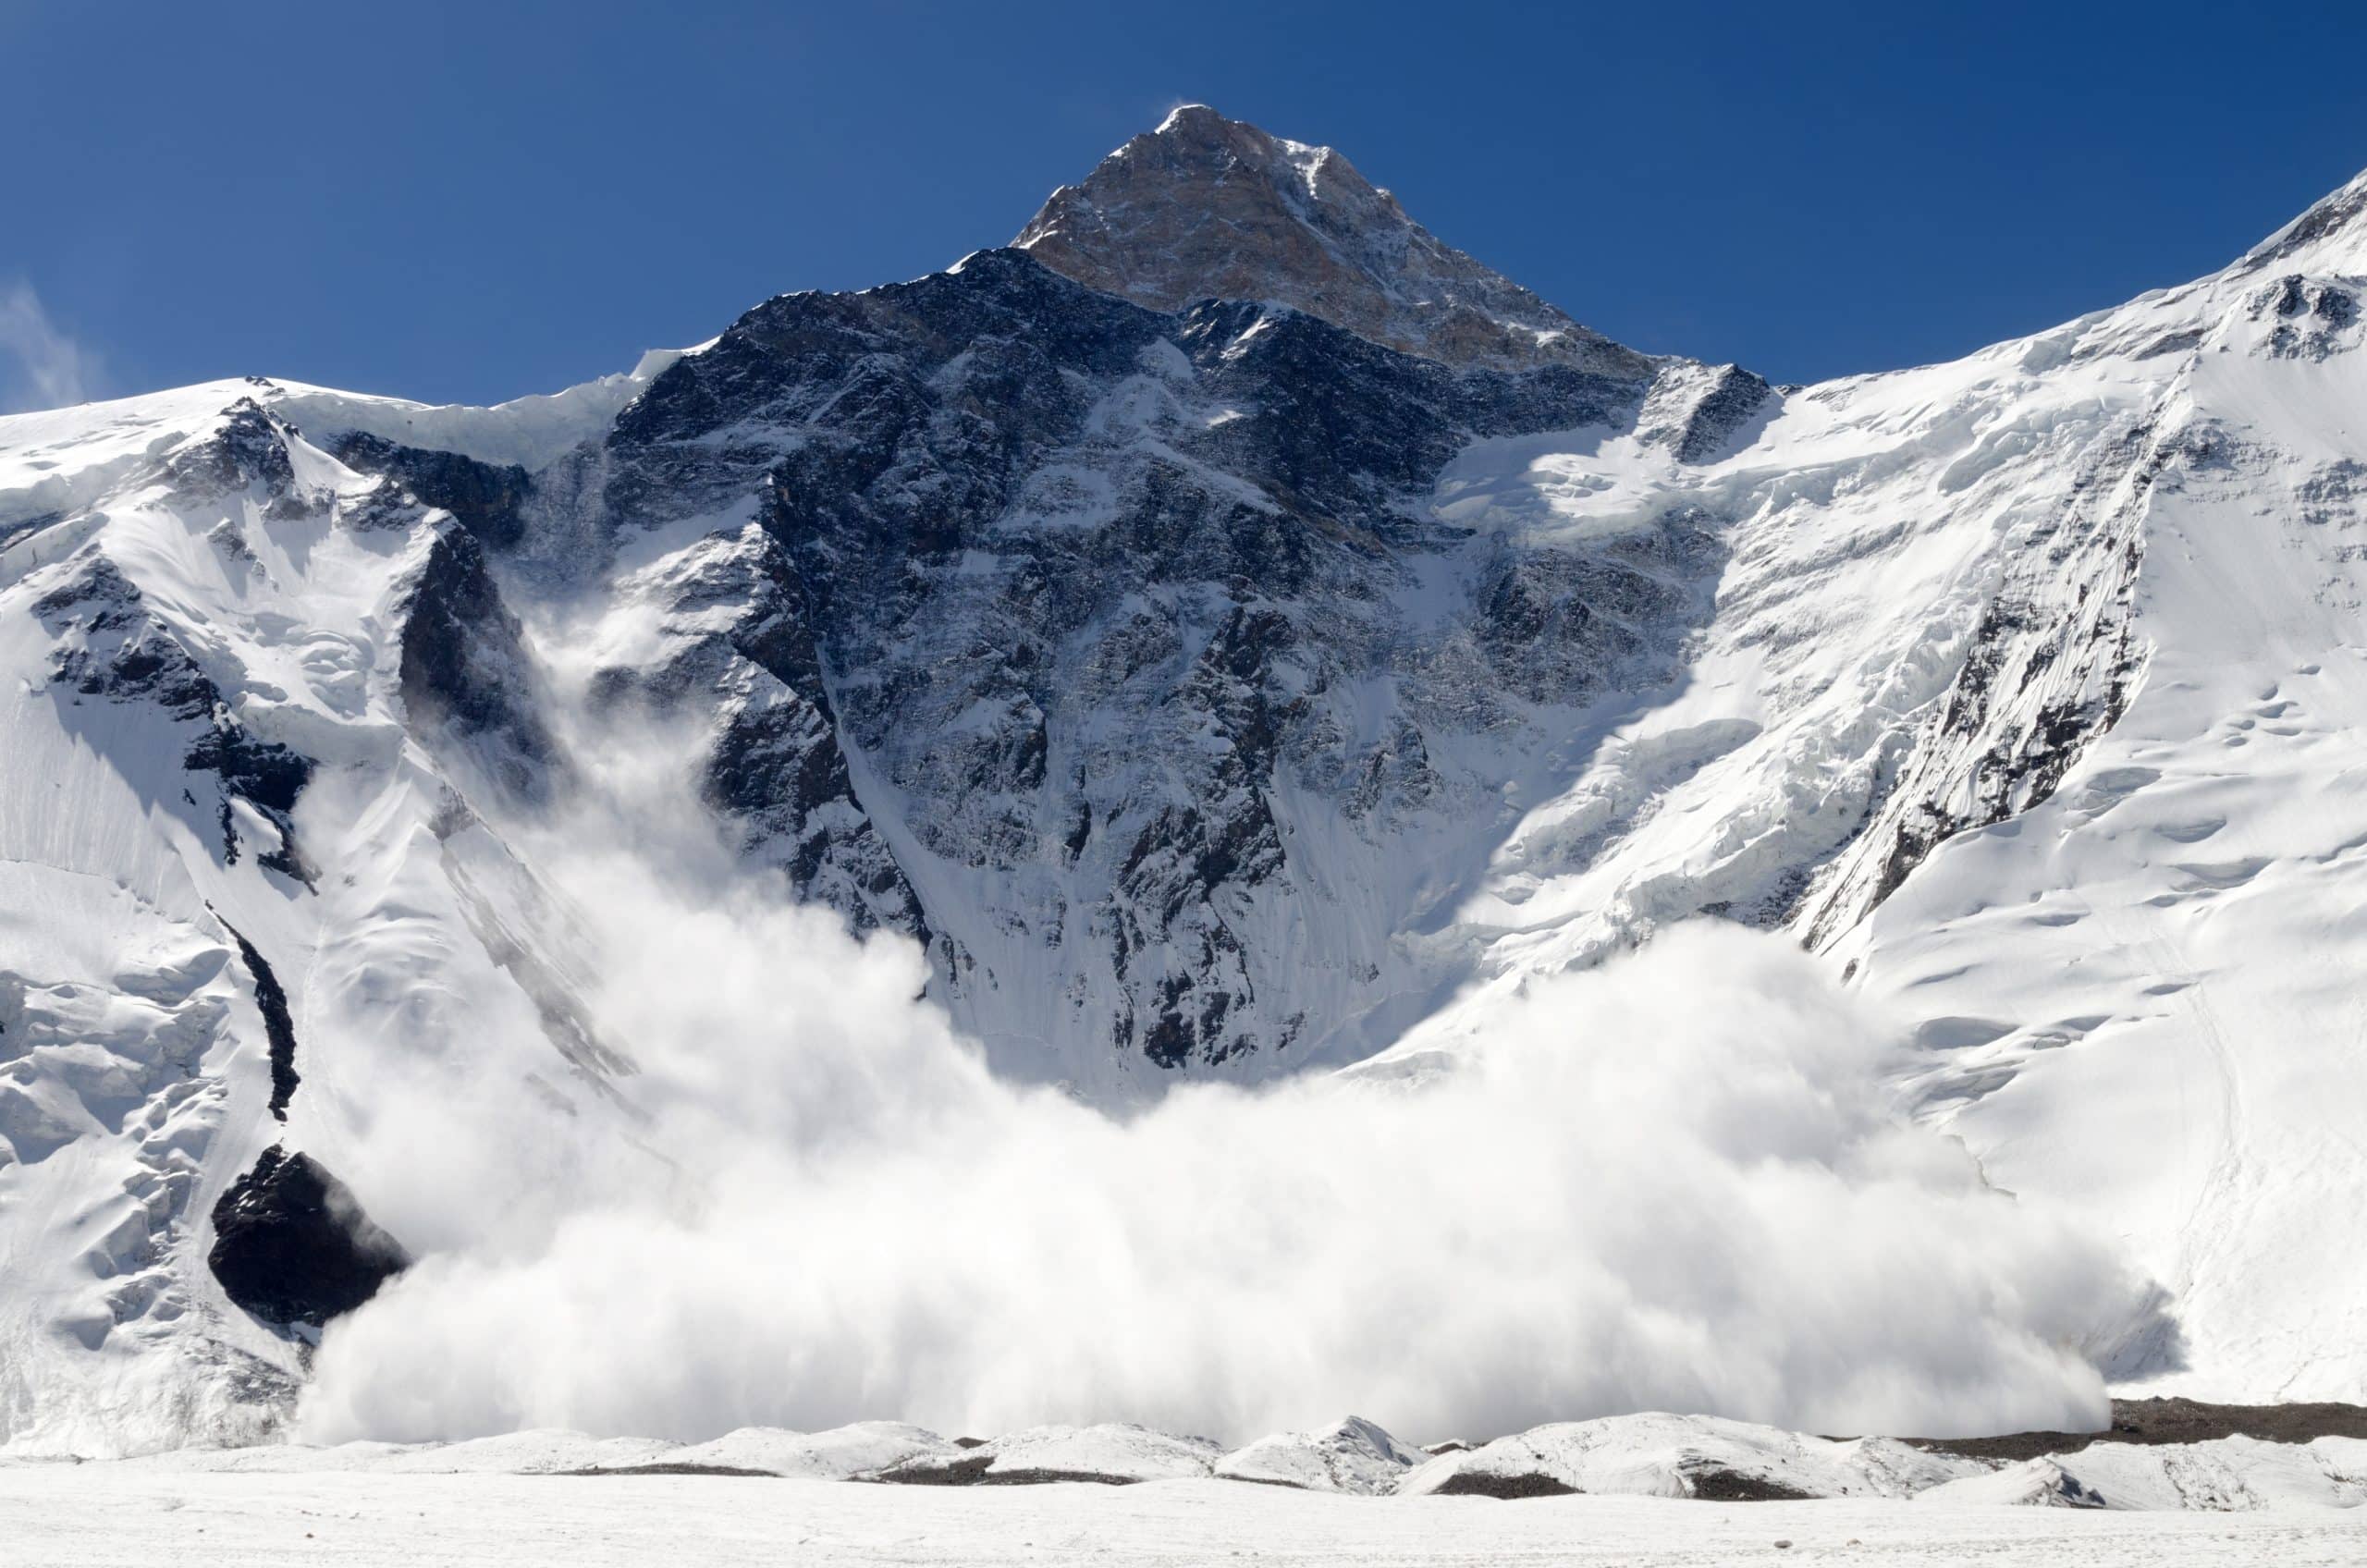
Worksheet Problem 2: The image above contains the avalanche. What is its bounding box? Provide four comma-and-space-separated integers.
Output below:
5, 105, 2367, 1461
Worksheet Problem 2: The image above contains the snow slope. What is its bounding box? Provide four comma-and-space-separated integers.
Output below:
1363, 170, 2367, 1407
7, 118, 2367, 1452
1213, 1415, 1421, 1493
0, 392, 646, 1450
1835, 248, 2367, 1403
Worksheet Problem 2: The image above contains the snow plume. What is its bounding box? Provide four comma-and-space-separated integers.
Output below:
0, 281, 100, 412
296, 712, 2153, 1448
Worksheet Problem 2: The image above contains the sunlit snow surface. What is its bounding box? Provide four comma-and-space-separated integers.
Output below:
5, 1437, 2367, 1568
1373, 172, 2367, 1406
15, 1411, 2349, 1568
9, 157, 2367, 1457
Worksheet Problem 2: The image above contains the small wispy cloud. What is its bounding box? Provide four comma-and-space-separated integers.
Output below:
0, 281, 103, 413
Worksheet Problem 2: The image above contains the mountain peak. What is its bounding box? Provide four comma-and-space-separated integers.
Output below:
1151, 102, 1228, 138
1014, 107, 1652, 377
2238, 165, 2367, 276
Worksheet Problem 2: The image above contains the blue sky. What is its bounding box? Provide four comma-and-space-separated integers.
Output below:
6, 0, 2365, 409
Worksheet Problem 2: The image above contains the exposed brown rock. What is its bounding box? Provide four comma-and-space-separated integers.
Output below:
1014, 104, 1652, 378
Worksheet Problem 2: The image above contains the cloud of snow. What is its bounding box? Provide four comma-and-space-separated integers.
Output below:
0, 282, 101, 413
295, 693, 2157, 1450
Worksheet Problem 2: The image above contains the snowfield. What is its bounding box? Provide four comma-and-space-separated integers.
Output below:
3, 1464, 2364, 1568
38, 1410, 2366, 1513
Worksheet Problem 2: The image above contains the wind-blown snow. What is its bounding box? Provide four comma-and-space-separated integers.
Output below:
1, 384, 2148, 1451
287, 759, 2145, 1448
268, 350, 687, 472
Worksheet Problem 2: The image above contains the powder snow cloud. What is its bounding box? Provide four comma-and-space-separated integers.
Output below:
293, 700, 2163, 1447
0, 282, 101, 413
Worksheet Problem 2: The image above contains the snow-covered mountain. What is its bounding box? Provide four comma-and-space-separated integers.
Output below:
1014, 105, 1650, 377
5, 106, 2367, 1451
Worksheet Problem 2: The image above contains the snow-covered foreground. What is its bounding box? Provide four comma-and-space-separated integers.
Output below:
19, 1412, 2362, 1513
3, 1466, 2363, 1568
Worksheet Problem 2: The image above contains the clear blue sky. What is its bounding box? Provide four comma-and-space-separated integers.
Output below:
6, 0, 2365, 409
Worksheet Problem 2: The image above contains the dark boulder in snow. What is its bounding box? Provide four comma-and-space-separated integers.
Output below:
205, 1146, 409, 1329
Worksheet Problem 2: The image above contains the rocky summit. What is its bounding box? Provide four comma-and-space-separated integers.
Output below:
1017, 104, 1644, 375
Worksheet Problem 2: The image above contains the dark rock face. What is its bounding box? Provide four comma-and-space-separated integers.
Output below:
21, 227, 1731, 1084
397, 523, 557, 802
1799, 416, 2152, 945
162, 399, 302, 508
2254, 273, 2361, 361
585, 523, 927, 939
1012, 104, 1650, 378
34, 556, 315, 884
29, 405, 553, 891
224, 420, 564, 806
206, 1146, 409, 1328
330, 431, 533, 549
582, 249, 1724, 1076
217, 922, 300, 1121
1670, 365, 1774, 463
38, 557, 217, 718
